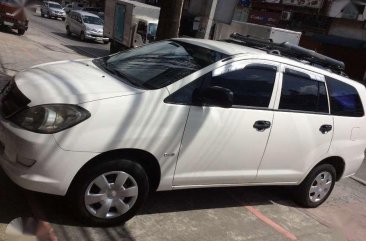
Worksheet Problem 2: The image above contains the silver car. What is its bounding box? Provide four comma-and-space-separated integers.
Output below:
41, 1, 66, 21
65, 10, 108, 43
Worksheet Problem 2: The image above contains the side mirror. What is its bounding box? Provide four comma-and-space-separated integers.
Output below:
200, 86, 233, 108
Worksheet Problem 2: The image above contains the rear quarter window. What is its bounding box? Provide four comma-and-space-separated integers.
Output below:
326, 77, 364, 117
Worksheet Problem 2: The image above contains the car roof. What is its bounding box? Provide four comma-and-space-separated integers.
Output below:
72, 10, 100, 17
175, 38, 356, 82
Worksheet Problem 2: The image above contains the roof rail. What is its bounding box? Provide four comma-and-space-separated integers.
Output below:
227, 33, 346, 74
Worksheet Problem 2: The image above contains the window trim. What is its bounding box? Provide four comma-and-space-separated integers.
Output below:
274, 64, 330, 115
164, 60, 281, 109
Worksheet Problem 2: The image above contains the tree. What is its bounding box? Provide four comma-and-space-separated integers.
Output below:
156, 0, 185, 40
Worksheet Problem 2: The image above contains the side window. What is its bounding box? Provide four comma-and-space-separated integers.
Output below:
209, 64, 277, 108
279, 69, 328, 113
326, 77, 364, 117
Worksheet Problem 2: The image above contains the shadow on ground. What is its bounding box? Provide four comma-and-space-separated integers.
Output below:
0, 166, 297, 228
50, 32, 110, 58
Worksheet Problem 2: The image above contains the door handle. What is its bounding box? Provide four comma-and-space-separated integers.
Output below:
319, 124, 332, 134
253, 120, 271, 132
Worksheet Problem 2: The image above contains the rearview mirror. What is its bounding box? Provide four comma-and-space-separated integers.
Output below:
200, 86, 233, 108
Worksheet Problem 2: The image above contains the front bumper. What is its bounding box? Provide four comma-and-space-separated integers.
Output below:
0, 117, 97, 196
85, 32, 109, 41
0, 16, 28, 30
49, 12, 66, 18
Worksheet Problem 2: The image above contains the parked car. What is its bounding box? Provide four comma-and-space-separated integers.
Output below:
64, 2, 85, 14
0, 36, 365, 226
65, 10, 108, 43
63, 3, 72, 14
41, 1, 66, 21
0, 0, 28, 35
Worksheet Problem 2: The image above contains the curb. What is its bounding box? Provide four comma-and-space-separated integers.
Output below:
350, 176, 366, 186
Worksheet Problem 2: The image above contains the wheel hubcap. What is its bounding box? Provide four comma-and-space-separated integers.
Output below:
85, 171, 138, 219
309, 171, 332, 203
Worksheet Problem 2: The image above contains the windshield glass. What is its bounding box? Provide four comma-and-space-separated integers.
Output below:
95, 40, 228, 90
82, 16, 103, 25
49, 3, 62, 9
148, 23, 158, 36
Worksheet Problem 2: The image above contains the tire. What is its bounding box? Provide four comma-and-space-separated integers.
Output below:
66, 26, 71, 36
294, 164, 336, 208
68, 159, 149, 226
41, 12, 44, 17
103, 39, 109, 44
80, 31, 86, 41
62, 17, 65, 21
17, 28, 25, 35
48, 14, 51, 19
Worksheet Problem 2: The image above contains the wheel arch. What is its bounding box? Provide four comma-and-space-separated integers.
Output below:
68, 148, 161, 194
309, 156, 345, 182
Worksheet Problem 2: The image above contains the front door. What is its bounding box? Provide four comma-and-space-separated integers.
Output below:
173, 60, 280, 186
256, 65, 333, 183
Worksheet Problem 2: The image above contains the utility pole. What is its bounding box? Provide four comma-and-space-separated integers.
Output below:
156, 0, 185, 40
204, 0, 218, 39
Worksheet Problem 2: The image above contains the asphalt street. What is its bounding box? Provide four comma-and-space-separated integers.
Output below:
28, 10, 110, 58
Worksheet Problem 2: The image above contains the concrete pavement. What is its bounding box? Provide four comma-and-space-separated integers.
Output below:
1, 15, 366, 241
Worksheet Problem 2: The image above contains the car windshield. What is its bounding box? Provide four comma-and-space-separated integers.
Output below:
95, 40, 228, 90
49, 3, 62, 9
148, 23, 158, 37
82, 15, 103, 25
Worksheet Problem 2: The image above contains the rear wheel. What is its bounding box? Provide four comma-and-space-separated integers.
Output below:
68, 159, 149, 226
41, 12, 44, 17
62, 17, 65, 21
295, 164, 336, 208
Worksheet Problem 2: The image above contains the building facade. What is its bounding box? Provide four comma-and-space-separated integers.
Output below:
181, 0, 365, 80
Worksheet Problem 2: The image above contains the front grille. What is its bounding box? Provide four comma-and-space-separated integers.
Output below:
0, 80, 30, 118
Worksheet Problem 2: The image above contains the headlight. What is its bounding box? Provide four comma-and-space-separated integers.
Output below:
11, 104, 90, 134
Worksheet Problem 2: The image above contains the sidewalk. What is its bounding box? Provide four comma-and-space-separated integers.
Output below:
0, 26, 84, 76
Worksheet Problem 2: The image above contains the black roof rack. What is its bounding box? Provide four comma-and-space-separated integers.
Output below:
226, 33, 346, 75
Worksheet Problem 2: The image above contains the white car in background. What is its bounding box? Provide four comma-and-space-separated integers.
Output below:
0, 35, 365, 226
41, 1, 66, 21
65, 10, 108, 43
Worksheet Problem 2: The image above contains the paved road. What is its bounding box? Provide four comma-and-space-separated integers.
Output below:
28, 11, 110, 58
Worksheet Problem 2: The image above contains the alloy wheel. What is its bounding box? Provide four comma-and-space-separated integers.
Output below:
84, 171, 138, 219
309, 171, 333, 203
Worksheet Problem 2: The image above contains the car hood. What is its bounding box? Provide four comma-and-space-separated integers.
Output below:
50, 7, 64, 12
14, 59, 144, 106
84, 23, 103, 31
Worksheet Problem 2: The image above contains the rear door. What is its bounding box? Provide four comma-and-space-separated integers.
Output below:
256, 65, 333, 183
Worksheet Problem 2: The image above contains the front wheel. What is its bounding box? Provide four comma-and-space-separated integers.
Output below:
80, 31, 86, 41
68, 159, 149, 226
62, 17, 65, 21
294, 164, 336, 208
66, 26, 71, 36
17, 28, 25, 35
